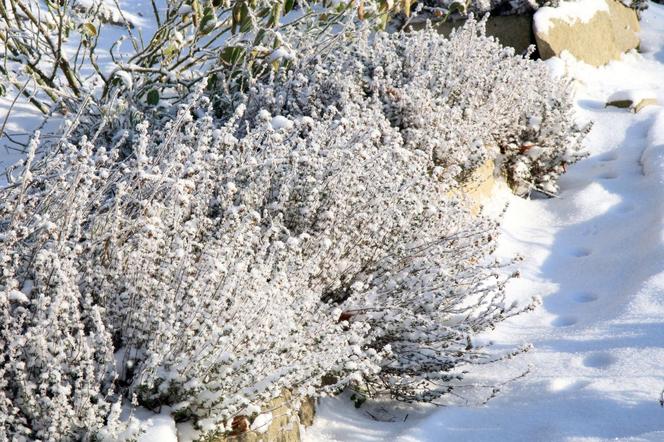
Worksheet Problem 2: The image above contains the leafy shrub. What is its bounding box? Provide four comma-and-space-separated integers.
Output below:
0, 0, 402, 118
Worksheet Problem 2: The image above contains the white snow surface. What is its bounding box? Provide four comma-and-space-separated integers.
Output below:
136, 407, 178, 442
534, 0, 610, 34
271, 115, 295, 131
307, 3, 664, 441
137, 421, 178, 442
252, 412, 274, 434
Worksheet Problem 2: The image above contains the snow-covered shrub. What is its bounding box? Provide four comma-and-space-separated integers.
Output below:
243, 16, 585, 196
0, 137, 118, 441
237, 101, 533, 403
0, 98, 367, 437
0, 76, 532, 436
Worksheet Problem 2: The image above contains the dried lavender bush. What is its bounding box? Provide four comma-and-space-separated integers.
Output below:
0, 15, 586, 441
243, 16, 586, 196
0, 135, 120, 440
0, 97, 368, 439
418, 0, 557, 16
0, 73, 532, 438
243, 104, 533, 404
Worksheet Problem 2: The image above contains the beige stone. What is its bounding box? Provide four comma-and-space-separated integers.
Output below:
409, 15, 534, 54
534, 0, 639, 67
212, 389, 314, 442
448, 159, 496, 216
298, 397, 316, 427
606, 97, 659, 113
635, 98, 659, 113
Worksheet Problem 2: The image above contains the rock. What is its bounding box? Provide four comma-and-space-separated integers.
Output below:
635, 98, 659, 113
212, 389, 315, 442
606, 89, 659, 113
483, 15, 534, 54
606, 99, 633, 109
409, 14, 534, 54
444, 159, 497, 216
606, 98, 658, 113
534, 0, 639, 67
223, 430, 260, 442
298, 397, 316, 427
460, 159, 497, 215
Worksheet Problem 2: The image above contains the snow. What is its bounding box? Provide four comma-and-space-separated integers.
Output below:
8, 290, 29, 304
76, 0, 148, 28
269, 47, 295, 62
306, 3, 664, 441
271, 115, 294, 131
176, 421, 203, 442
252, 412, 274, 433
534, 0, 610, 34
4, 1, 664, 440
136, 408, 178, 442
642, 110, 664, 177
115, 71, 134, 90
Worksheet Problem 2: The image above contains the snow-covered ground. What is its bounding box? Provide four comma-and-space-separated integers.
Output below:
306, 4, 664, 441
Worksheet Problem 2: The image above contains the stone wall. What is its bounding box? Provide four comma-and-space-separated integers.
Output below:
459, 160, 498, 216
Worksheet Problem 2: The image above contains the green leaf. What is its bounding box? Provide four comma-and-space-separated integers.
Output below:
81, 22, 97, 37
147, 89, 160, 106
206, 74, 218, 91
200, 10, 216, 34
231, 2, 243, 33
253, 29, 268, 47
239, 3, 251, 32
268, 2, 282, 27
220, 46, 246, 66
0, 84, 5, 97
448, 0, 468, 15
163, 44, 179, 60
